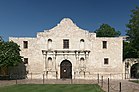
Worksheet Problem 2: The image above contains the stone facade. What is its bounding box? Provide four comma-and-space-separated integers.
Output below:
9, 18, 124, 79
124, 58, 139, 79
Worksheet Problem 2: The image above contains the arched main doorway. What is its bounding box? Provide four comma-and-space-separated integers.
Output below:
60, 60, 72, 79
131, 63, 139, 78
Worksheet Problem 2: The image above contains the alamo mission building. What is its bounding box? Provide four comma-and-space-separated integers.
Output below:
9, 18, 125, 79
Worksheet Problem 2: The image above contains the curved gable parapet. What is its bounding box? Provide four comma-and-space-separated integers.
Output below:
47, 18, 80, 32
37, 18, 96, 39
59, 18, 77, 27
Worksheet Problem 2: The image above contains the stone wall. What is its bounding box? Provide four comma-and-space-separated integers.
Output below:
9, 18, 124, 79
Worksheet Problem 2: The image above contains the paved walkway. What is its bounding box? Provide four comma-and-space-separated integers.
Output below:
99, 79, 139, 92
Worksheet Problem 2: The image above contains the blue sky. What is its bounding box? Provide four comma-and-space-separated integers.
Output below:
0, 0, 139, 40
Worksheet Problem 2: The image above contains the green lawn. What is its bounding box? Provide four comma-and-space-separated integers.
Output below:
130, 80, 139, 84
0, 84, 104, 92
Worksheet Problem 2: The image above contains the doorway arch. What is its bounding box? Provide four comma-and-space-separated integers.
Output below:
60, 60, 72, 79
131, 63, 139, 78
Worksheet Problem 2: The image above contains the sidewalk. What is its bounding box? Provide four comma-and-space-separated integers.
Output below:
99, 79, 139, 92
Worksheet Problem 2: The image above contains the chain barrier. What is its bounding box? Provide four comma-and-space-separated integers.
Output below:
1, 73, 139, 92
98, 75, 139, 92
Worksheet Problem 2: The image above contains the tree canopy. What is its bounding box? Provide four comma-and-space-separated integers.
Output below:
126, 7, 139, 58
95, 24, 121, 37
124, 7, 139, 58
0, 40, 22, 75
0, 36, 3, 42
123, 41, 138, 60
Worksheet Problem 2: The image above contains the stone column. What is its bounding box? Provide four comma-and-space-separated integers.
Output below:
75, 51, 79, 78
42, 51, 47, 79
128, 65, 131, 79
53, 51, 57, 71
76, 51, 80, 69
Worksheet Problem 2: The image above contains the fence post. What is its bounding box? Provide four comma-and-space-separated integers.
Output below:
101, 76, 103, 87
46, 71, 48, 79
74, 72, 76, 79
108, 78, 109, 92
43, 74, 44, 84
16, 74, 17, 84
98, 74, 99, 84
56, 71, 58, 79
31, 73, 32, 80
84, 71, 85, 78
119, 82, 121, 92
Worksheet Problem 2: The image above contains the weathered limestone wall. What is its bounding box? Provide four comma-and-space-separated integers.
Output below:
9, 18, 124, 79
89, 37, 123, 72
9, 37, 44, 77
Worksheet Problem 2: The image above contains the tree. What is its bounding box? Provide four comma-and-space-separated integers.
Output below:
123, 41, 138, 60
0, 36, 3, 42
126, 7, 139, 54
95, 24, 121, 37
0, 41, 22, 76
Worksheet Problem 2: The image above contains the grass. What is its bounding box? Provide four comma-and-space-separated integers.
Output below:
130, 80, 139, 84
0, 84, 104, 92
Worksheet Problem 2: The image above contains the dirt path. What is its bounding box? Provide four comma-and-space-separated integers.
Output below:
0, 79, 97, 86
0, 80, 16, 87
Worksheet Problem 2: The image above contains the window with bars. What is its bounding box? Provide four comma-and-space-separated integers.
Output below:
63, 39, 69, 49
